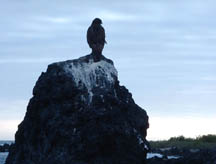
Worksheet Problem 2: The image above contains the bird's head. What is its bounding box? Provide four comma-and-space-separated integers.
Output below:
92, 18, 102, 25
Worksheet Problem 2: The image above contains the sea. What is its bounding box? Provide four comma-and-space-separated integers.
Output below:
0, 141, 13, 164
0, 152, 8, 164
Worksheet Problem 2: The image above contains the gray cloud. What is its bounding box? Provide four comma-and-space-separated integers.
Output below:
0, 0, 216, 139
1, 0, 216, 63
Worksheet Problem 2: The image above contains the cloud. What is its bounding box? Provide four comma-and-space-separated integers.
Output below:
178, 86, 216, 95
40, 17, 72, 23
201, 76, 216, 81
0, 100, 27, 120
0, 0, 216, 140
0, 120, 21, 140
147, 116, 216, 140
1, 0, 216, 59
0, 57, 63, 64
97, 11, 137, 22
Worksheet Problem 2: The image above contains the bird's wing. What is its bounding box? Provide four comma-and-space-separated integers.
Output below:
101, 26, 107, 44
87, 26, 93, 46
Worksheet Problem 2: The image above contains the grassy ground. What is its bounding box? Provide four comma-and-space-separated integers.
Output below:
149, 134, 216, 149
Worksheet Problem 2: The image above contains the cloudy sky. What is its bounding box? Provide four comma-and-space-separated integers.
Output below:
0, 0, 215, 140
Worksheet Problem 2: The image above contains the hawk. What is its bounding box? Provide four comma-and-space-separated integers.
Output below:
87, 18, 107, 61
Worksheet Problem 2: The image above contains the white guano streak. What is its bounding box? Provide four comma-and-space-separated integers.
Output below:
63, 60, 118, 102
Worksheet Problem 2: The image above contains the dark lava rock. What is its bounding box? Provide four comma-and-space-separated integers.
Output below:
147, 148, 216, 164
0, 143, 10, 152
6, 55, 149, 164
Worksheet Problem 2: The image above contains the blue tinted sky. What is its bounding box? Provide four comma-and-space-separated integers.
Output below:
0, 0, 215, 140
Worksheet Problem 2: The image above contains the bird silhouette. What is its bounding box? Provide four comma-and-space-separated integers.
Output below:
87, 18, 106, 62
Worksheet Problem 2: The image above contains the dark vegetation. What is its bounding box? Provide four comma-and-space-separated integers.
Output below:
148, 135, 216, 164
150, 134, 216, 149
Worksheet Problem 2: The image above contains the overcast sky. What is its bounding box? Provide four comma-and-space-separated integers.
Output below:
0, 0, 216, 140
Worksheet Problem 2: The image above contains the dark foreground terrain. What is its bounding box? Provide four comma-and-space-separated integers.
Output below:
147, 147, 216, 164
0, 144, 10, 153
1, 135, 216, 163
147, 135, 216, 164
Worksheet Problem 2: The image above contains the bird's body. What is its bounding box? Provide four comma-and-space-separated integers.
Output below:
87, 18, 106, 61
